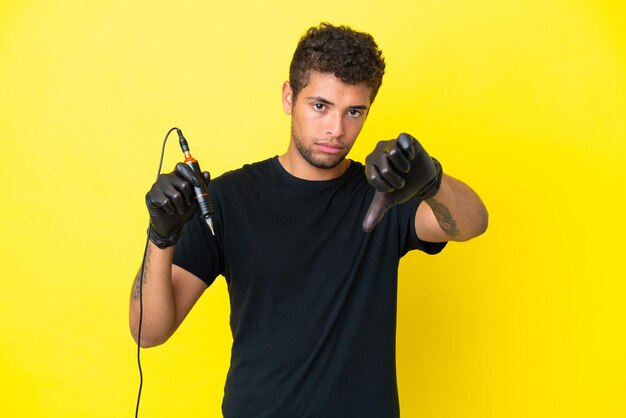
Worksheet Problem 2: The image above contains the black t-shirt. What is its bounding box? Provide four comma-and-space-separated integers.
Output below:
173, 157, 446, 418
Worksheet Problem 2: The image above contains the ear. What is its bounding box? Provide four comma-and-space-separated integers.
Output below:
282, 81, 293, 115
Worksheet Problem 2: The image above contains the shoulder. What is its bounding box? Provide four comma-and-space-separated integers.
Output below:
348, 160, 366, 178
342, 159, 368, 190
212, 157, 277, 186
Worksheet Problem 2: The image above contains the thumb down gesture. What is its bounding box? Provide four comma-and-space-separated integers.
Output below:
362, 133, 443, 233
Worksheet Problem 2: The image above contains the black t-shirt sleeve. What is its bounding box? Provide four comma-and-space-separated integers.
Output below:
398, 197, 447, 256
172, 210, 224, 287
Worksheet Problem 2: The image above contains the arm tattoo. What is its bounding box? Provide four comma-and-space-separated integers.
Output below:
131, 244, 151, 300
426, 198, 459, 238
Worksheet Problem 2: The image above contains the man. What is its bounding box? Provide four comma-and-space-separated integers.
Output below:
130, 22, 488, 417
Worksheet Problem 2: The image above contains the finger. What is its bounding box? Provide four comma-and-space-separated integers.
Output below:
146, 189, 176, 215
175, 163, 202, 187
387, 145, 411, 173
166, 172, 196, 206
366, 164, 394, 192
161, 180, 193, 215
376, 157, 405, 190
397, 133, 417, 160
362, 191, 391, 233
202, 171, 211, 187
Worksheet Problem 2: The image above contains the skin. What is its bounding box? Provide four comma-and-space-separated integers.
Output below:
129, 70, 488, 347
278, 71, 371, 181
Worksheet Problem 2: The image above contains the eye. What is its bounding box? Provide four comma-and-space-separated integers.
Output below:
347, 109, 362, 118
313, 103, 326, 111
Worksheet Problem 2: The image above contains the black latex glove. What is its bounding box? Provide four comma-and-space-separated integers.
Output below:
362, 133, 443, 233
146, 163, 211, 248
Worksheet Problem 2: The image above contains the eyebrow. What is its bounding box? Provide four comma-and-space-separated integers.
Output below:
306, 96, 369, 111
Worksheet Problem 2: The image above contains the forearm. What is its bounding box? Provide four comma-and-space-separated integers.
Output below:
424, 174, 488, 241
129, 241, 177, 347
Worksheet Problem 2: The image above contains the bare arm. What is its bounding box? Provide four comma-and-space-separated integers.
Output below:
129, 242, 208, 348
415, 173, 488, 242
129, 163, 212, 347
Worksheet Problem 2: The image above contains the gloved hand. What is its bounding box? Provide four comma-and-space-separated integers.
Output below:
146, 163, 211, 248
362, 133, 443, 233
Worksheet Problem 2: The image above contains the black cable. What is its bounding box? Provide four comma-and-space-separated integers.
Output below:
135, 127, 178, 418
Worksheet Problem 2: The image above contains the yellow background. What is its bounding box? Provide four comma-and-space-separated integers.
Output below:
1, 0, 624, 416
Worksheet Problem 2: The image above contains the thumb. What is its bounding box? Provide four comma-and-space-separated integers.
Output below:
362, 191, 391, 233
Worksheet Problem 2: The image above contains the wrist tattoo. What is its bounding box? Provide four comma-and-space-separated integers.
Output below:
426, 198, 459, 237
131, 244, 151, 300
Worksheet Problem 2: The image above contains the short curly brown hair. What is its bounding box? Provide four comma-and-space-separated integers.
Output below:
289, 22, 386, 104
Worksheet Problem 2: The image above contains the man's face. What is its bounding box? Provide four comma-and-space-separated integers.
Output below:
282, 71, 372, 170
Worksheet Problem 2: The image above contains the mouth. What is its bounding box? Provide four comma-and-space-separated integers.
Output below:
315, 142, 345, 154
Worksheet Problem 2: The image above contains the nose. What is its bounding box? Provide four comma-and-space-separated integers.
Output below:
326, 111, 344, 139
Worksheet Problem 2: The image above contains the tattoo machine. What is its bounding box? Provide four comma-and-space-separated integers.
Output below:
176, 128, 216, 235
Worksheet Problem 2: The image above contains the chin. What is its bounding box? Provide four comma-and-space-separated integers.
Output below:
308, 153, 348, 170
